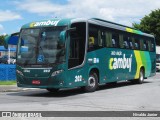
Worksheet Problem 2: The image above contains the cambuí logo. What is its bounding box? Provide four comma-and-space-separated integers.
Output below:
109, 54, 132, 72
30, 20, 60, 27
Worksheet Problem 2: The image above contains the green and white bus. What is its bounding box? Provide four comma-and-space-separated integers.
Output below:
12, 18, 156, 92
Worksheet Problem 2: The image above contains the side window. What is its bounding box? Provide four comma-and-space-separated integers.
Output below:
105, 31, 112, 47
148, 39, 155, 52
143, 40, 148, 51
134, 38, 140, 50
112, 33, 119, 48
88, 24, 98, 51
88, 24, 104, 51
140, 39, 144, 50
119, 34, 124, 48
130, 37, 135, 49
129, 41, 133, 49
98, 30, 103, 47
123, 36, 129, 49
148, 40, 151, 51
151, 44, 155, 51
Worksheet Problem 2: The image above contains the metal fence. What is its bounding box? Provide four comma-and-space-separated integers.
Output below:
0, 64, 16, 81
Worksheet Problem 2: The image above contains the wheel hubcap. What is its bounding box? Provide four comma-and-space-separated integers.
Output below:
88, 76, 96, 88
140, 71, 144, 81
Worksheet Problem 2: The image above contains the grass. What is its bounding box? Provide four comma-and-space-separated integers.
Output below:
0, 80, 16, 85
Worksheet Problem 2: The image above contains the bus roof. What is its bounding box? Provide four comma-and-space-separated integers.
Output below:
90, 18, 154, 38
21, 18, 154, 38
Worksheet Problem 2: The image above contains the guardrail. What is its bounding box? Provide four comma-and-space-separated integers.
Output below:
0, 64, 16, 81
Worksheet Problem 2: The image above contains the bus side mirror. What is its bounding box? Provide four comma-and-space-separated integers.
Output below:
4, 35, 11, 49
59, 31, 66, 45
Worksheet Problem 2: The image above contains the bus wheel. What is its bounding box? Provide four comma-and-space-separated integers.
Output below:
46, 88, 59, 92
137, 68, 144, 84
84, 72, 98, 92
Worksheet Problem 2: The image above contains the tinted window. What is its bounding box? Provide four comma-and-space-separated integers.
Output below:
148, 39, 155, 52
112, 33, 119, 48
105, 31, 112, 47
88, 24, 104, 51
119, 34, 124, 48
123, 36, 129, 49
134, 38, 140, 50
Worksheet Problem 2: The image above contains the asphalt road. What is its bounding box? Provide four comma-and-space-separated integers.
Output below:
0, 73, 160, 119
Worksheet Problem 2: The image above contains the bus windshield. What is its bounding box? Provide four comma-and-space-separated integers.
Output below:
17, 26, 66, 66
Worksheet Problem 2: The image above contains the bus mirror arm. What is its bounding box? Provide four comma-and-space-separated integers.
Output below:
66, 27, 76, 32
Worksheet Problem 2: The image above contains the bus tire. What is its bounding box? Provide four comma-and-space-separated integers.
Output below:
137, 68, 144, 84
46, 88, 59, 92
84, 72, 98, 92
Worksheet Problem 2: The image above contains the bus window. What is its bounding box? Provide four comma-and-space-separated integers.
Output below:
135, 43, 139, 50
148, 40, 151, 51
88, 24, 103, 51
112, 39, 116, 47
105, 31, 112, 47
140, 39, 144, 50
127, 36, 134, 49
143, 40, 148, 51
148, 39, 155, 52
130, 37, 135, 49
134, 38, 140, 50
124, 36, 129, 49
129, 41, 133, 49
119, 34, 124, 48
124, 41, 129, 48
112, 33, 119, 48
89, 37, 94, 46
98, 30, 103, 47
151, 40, 155, 52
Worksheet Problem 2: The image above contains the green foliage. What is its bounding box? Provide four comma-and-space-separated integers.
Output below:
0, 35, 6, 46
133, 9, 160, 45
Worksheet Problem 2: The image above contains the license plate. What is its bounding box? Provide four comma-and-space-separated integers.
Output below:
32, 80, 40, 85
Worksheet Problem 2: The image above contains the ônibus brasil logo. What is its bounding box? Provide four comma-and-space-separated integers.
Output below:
109, 54, 132, 72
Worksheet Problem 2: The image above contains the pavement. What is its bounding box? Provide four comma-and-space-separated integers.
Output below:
0, 85, 39, 92
0, 85, 23, 92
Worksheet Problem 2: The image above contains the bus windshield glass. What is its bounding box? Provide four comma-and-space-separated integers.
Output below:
17, 26, 66, 66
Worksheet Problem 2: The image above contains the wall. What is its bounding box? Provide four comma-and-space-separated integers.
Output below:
0, 64, 16, 81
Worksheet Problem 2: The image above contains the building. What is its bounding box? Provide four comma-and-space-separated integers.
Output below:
0, 46, 16, 58
156, 46, 160, 54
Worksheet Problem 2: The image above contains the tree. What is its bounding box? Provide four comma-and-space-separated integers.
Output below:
0, 35, 6, 46
133, 9, 160, 46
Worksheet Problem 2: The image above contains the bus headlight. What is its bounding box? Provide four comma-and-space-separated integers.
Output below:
16, 70, 24, 76
51, 70, 63, 77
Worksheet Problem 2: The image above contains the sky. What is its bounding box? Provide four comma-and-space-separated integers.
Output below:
0, 0, 160, 35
